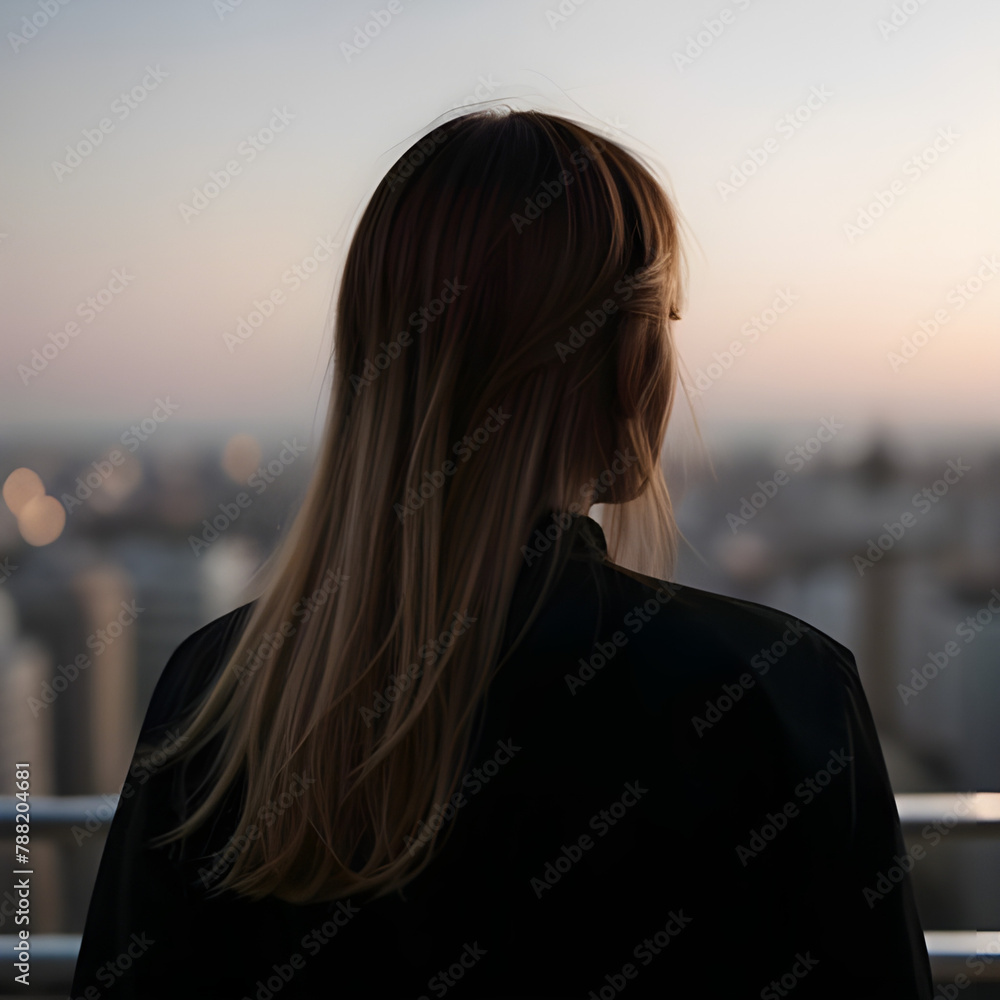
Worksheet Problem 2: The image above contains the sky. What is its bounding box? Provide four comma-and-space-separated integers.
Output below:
1, 0, 998, 448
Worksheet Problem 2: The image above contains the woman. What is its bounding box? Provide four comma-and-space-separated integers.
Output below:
71, 107, 934, 998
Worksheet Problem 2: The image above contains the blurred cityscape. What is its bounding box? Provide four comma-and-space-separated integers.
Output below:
0, 422, 997, 943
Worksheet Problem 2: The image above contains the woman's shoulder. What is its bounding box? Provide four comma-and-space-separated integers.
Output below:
548, 548, 859, 687
552, 514, 859, 685
139, 601, 256, 740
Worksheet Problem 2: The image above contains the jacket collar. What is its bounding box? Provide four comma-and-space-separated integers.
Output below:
528, 509, 609, 561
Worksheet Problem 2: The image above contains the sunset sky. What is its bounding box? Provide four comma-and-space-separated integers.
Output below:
2, 0, 998, 448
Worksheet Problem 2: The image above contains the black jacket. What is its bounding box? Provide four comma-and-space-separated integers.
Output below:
71, 513, 934, 998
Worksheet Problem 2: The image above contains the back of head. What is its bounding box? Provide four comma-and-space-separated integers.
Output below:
152, 106, 687, 904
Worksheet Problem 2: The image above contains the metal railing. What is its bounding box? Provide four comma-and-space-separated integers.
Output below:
0, 793, 998, 992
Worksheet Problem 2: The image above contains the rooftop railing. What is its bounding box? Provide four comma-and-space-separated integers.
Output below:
1, 792, 998, 993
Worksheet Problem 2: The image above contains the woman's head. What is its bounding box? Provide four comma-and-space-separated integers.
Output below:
335, 107, 685, 552
151, 107, 687, 904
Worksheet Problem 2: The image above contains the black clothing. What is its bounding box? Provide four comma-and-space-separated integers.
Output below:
71, 513, 933, 998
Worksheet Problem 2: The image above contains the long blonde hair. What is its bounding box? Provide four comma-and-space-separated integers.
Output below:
150, 106, 688, 904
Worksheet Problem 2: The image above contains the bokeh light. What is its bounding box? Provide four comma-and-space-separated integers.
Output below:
17, 494, 67, 546
222, 433, 263, 483
3, 467, 45, 516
